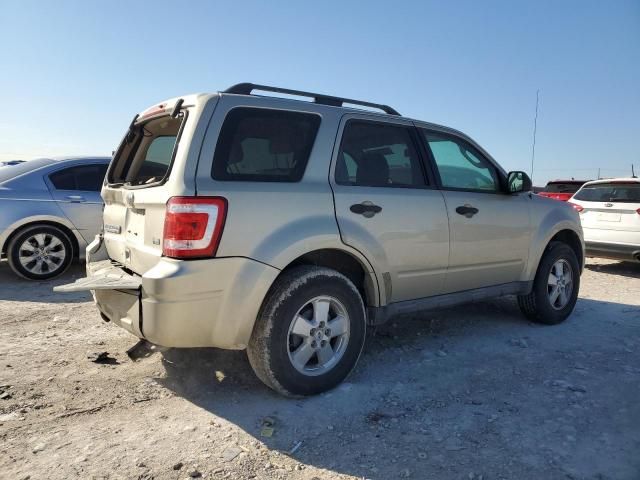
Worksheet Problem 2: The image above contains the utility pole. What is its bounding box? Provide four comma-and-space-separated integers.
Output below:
530, 90, 540, 183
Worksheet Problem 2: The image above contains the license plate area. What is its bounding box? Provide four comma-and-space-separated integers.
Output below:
125, 208, 146, 244
597, 212, 621, 222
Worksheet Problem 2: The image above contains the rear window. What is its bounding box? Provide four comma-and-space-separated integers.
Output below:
212, 107, 321, 182
573, 182, 640, 203
108, 114, 185, 186
544, 182, 585, 193
49, 164, 108, 191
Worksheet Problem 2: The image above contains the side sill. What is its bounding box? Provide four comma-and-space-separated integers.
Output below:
367, 281, 532, 326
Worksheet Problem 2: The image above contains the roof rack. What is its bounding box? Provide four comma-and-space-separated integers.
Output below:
224, 83, 400, 116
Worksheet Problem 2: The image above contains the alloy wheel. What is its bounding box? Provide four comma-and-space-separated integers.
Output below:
547, 259, 573, 310
18, 233, 67, 276
287, 295, 351, 376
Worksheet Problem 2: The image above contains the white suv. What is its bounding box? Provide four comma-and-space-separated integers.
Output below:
569, 178, 640, 262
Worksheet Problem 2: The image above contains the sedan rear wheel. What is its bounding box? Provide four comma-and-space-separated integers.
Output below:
8, 225, 73, 280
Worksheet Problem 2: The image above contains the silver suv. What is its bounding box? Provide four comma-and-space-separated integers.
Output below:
57, 84, 584, 396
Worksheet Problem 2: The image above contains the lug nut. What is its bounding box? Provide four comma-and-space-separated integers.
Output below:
320, 340, 327, 347
310, 328, 316, 336
311, 340, 317, 348
325, 329, 331, 336
319, 321, 325, 328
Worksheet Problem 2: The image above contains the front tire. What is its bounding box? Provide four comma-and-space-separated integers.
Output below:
247, 266, 366, 397
518, 241, 580, 325
7, 225, 73, 280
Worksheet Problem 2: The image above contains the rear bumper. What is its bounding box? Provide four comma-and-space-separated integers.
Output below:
585, 241, 640, 262
71, 240, 280, 349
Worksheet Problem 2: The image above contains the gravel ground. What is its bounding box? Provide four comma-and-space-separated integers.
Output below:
0, 258, 639, 480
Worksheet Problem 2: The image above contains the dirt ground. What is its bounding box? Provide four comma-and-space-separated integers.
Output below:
0, 258, 638, 480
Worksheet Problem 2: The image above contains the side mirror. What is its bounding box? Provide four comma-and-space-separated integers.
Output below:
507, 171, 532, 193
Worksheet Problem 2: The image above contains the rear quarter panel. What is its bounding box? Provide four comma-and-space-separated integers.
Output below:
0, 169, 86, 257
194, 95, 380, 304
0, 201, 85, 257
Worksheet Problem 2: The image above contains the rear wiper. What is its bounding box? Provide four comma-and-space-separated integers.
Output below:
125, 114, 140, 143
170, 99, 184, 118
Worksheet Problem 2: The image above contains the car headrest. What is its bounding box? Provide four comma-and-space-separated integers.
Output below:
356, 152, 389, 186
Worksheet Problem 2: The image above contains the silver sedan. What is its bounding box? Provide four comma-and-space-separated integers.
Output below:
0, 157, 110, 280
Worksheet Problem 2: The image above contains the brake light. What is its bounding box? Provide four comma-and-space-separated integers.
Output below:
163, 197, 227, 258
568, 202, 584, 213
637, 208, 640, 215
139, 103, 167, 120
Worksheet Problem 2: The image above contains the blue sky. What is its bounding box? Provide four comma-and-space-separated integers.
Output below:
1, 0, 638, 185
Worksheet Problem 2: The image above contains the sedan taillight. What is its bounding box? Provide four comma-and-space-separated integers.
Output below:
162, 197, 227, 259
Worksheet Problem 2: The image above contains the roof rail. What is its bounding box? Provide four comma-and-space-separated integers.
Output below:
224, 83, 400, 116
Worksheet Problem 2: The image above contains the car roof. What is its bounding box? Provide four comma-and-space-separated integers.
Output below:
547, 179, 589, 183
46, 156, 111, 163
0, 156, 110, 184
581, 177, 640, 186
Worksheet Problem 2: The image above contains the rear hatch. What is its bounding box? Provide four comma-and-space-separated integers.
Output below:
101, 97, 204, 275
570, 180, 640, 241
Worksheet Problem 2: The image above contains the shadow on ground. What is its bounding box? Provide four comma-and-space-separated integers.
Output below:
584, 259, 640, 279
156, 296, 640, 479
0, 261, 90, 303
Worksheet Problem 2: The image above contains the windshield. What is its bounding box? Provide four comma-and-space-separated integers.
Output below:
544, 182, 584, 193
0, 158, 56, 184
573, 182, 640, 203
108, 114, 185, 186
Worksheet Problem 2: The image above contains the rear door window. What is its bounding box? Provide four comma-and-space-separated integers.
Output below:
211, 107, 321, 182
49, 164, 108, 191
108, 114, 185, 186
335, 120, 425, 187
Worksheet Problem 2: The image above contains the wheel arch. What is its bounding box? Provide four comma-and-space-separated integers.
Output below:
548, 229, 584, 272
1, 218, 81, 259
525, 224, 585, 280
274, 247, 380, 308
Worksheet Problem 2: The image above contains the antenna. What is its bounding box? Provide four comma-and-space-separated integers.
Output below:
632, 164, 637, 178
530, 90, 540, 183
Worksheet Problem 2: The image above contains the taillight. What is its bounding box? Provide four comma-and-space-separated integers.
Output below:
568, 202, 584, 213
163, 197, 227, 259
636, 208, 640, 215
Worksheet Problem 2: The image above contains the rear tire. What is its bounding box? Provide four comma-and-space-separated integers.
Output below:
247, 266, 366, 397
518, 241, 580, 325
7, 225, 73, 280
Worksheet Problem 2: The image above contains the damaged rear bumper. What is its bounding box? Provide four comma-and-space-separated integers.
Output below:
55, 237, 280, 350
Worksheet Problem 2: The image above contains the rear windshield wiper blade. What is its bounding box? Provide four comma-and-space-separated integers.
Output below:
125, 114, 140, 143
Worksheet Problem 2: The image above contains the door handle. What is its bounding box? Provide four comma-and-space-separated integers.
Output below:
65, 195, 86, 203
455, 204, 479, 218
350, 202, 382, 218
